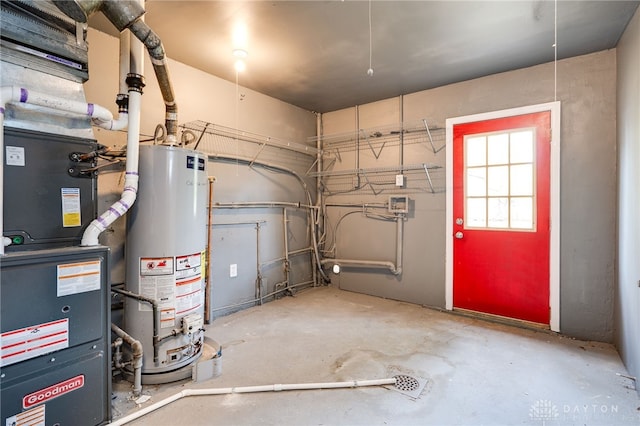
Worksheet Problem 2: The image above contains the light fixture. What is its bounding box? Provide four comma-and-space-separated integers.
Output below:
233, 48, 248, 59
332, 264, 341, 274
234, 59, 246, 73
233, 50, 247, 73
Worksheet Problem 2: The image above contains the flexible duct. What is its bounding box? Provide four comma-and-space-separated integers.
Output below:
109, 378, 396, 426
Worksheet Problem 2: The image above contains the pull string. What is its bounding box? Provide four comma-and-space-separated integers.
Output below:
553, 0, 557, 101
367, 0, 373, 76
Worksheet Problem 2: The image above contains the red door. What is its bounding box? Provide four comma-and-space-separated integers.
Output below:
453, 112, 551, 324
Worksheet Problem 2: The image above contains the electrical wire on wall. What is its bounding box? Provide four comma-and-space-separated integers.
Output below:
321, 204, 394, 257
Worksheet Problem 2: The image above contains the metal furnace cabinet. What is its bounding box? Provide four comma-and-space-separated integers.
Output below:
0, 246, 111, 425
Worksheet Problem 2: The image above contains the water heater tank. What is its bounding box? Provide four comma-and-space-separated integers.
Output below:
125, 144, 208, 382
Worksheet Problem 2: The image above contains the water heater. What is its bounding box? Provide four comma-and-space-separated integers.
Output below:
125, 144, 208, 383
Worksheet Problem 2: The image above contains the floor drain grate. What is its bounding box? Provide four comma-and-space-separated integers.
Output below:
386, 374, 428, 399
394, 375, 421, 392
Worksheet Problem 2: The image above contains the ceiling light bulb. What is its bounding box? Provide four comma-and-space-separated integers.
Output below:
332, 264, 340, 274
233, 49, 248, 58
367, 68, 374, 76
234, 59, 246, 72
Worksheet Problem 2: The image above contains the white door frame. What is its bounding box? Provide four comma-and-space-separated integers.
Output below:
445, 102, 561, 332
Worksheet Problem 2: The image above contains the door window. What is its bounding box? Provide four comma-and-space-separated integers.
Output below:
464, 128, 535, 231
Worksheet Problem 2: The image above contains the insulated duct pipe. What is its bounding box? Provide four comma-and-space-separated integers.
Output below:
320, 214, 404, 276
109, 378, 396, 426
54, 0, 179, 144
0, 87, 127, 131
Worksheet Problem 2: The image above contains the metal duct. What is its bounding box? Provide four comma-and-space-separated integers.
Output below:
52, 0, 179, 143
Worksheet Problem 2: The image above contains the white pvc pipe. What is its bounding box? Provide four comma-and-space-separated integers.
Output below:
119, 31, 131, 94
109, 378, 396, 426
0, 109, 5, 255
81, 20, 144, 247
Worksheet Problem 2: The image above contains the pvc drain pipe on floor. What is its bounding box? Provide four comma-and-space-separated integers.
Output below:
110, 378, 397, 425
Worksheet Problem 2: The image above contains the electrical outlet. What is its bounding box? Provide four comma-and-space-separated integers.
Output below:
230, 264, 237, 278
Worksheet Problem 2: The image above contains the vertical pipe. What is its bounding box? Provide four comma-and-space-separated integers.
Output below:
119, 31, 131, 94
255, 222, 262, 302
310, 209, 317, 287
0, 111, 4, 255
205, 176, 215, 324
399, 95, 404, 172
395, 215, 404, 275
283, 208, 290, 289
314, 113, 323, 286
81, 0, 145, 246
111, 323, 143, 398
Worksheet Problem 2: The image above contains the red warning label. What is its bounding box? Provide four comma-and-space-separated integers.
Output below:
23, 375, 84, 409
1, 319, 69, 367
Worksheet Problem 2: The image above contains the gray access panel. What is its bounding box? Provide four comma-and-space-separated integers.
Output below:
3, 127, 98, 251
0, 246, 111, 426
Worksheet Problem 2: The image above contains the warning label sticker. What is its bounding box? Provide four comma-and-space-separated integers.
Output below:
61, 188, 81, 228
0, 319, 69, 367
160, 308, 176, 328
23, 375, 84, 409
6, 404, 45, 426
175, 252, 203, 316
140, 257, 174, 276
57, 260, 101, 297
138, 253, 203, 324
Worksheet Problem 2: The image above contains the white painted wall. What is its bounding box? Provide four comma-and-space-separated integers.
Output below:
615, 7, 640, 392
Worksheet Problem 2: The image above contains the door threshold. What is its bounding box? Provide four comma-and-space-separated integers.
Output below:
452, 308, 551, 333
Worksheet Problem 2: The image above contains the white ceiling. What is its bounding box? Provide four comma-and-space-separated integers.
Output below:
89, 0, 639, 113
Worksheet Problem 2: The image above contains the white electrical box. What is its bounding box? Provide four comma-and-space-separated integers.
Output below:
388, 196, 409, 214
395, 174, 405, 187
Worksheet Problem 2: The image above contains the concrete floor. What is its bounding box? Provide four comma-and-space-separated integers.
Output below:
112, 286, 640, 425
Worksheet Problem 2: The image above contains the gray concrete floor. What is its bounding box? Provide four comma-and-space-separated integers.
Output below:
112, 286, 640, 425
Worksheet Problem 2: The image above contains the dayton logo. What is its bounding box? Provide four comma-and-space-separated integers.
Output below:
530, 399, 559, 425
23, 375, 84, 408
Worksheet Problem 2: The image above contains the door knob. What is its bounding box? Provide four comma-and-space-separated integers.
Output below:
455, 231, 464, 239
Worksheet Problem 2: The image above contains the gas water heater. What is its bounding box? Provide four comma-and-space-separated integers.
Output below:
125, 144, 208, 383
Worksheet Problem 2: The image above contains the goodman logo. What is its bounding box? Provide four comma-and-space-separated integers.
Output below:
23, 375, 84, 408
